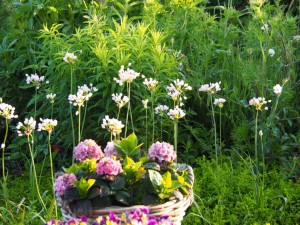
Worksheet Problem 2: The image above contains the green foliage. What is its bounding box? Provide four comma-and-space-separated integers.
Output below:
72, 178, 96, 198
114, 133, 143, 158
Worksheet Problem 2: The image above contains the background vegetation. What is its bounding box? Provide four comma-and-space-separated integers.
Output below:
0, 0, 299, 224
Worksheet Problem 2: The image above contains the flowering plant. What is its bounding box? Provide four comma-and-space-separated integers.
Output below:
55, 133, 192, 218
45, 208, 174, 225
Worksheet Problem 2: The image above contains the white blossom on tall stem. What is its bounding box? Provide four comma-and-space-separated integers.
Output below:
63, 52, 77, 64
155, 105, 169, 116
167, 106, 186, 120
112, 93, 129, 109
167, 79, 192, 103
214, 98, 226, 108
199, 81, 221, 94
101, 115, 125, 137
273, 84, 282, 95
38, 118, 58, 133
261, 23, 269, 32
25, 73, 45, 89
16, 117, 36, 137
249, 97, 271, 111
113, 64, 140, 86
143, 77, 158, 91
0, 102, 18, 119
46, 93, 56, 104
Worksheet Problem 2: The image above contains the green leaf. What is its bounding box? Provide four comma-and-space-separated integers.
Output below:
114, 133, 143, 157
66, 164, 79, 174
144, 162, 161, 171
72, 178, 96, 197
148, 170, 162, 188
110, 176, 125, 190
87, 186, 101, 199
115, 191, 131, 206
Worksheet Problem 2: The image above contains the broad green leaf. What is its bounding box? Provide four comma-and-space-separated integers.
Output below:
148, 170, 162, 188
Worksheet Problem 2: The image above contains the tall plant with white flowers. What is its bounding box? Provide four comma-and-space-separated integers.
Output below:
0, 98, 18, 206
16, 117, 47, 211
38, 118, 58, 217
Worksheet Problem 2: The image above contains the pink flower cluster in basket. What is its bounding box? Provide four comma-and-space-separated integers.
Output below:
54, 173, 77, 196
148, 141, 176, 164
44, 208, 174, 225
74, 139, 104, 161
96, 157, 123, 176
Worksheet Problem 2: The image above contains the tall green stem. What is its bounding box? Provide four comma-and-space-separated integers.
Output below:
219, 108, 222, 165
151, 91, 155, 143
78, 106, 81, 143
255, 110, 259, 170
48, 133, 57, 217
210, 95, 218, 166
145, 108, 148, 151
80, 103, 88, 138
174, 119, 178, 164
2, 118, 9, 206
70, 65, 75, 163
160, 115, 163, 141
28, 135, 47, 211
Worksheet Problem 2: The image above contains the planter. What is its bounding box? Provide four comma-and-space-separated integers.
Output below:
56, 164, 194, 225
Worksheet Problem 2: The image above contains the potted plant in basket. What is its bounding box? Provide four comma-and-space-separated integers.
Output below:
54, 133, 194, 223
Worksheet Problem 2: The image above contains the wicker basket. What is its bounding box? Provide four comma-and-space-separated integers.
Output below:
56, 164, 194, 225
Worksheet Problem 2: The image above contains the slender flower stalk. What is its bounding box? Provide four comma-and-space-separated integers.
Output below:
214, 98, 226, 164
64, 53, 77, 163
114, 64, 140, 136
142, 99, 149, 150
210, 95, 218, 166
155, 105, 169, 141
38, 118, 58, 217
17, 117, 47, 211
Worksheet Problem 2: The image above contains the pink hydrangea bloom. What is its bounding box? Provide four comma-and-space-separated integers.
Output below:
148, 142, 176, 164
104, 141, 119, 157
54, 173, 77, 196
96, 157, 122, 176
74, 139, 104, 161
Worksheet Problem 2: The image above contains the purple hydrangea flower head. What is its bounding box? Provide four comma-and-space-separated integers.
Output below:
74, 139, 104, 161
148, 142, 176, 164
104, 141, 119, 157
96, 157, 122, 176
54, 173, 77, 196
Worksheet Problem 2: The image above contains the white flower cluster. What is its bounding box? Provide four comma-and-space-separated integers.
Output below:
273, 84, 282, 95
16, 117, 36, 136
68, 84, 97, 112
37, 118, 58, 133
101, 115, 125, 136
167, 79, 192, 103
25, 73, 45, 89
167, 105, 186, 120
46, 93, 56, 104
63, 52, 77, 64
143, 77, 158, 91
0, 101, 18, 119
199, 81, 221, 94
155, 105, 169, 116
113, 65, 140, 86
112, 93, 129, 109
249, 97, 271, 111
214, 98, 226, 108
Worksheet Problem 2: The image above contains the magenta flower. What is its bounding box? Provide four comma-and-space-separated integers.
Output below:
74, 139, 104, 161
148, 141, 177, 164
96, 157, 122, 176
54, 173, 77, 196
